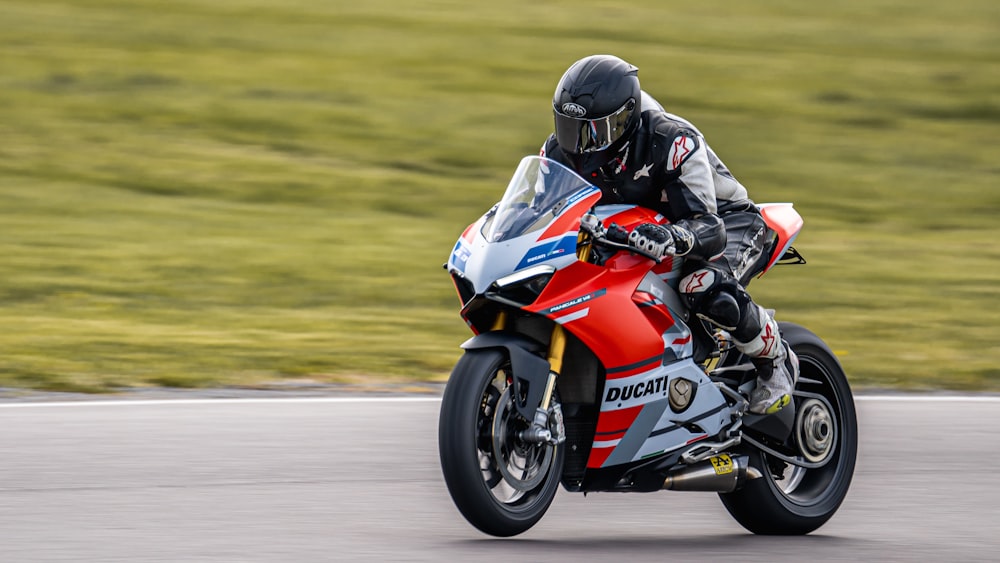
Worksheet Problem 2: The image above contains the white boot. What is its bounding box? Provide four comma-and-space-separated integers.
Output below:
748, 342, 798, 414
734, 307, 799, 415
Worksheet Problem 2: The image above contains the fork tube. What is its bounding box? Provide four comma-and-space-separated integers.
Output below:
576, 231, 593, 261
541, 324, 567, 410
490, 310, 507, 331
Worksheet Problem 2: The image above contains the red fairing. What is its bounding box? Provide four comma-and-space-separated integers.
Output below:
460, 221, 477, 243
758, 203, 803, 275
528, 259, 666, 370
599, 205, 665, 234
526, 205, 683, 379
523, 204, 699, 470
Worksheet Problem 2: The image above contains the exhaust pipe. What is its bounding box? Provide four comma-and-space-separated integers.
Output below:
662, 454, 762, 492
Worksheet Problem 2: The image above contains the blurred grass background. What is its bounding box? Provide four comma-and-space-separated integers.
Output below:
1, 0, 997, 392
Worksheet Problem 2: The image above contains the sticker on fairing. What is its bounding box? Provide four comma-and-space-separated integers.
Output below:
540, 289, 607, 316
515, 234, 577, 270
450, 240, 471, 273
565, 186, 601, 208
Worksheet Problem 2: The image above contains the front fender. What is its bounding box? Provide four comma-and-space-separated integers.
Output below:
461, 331, 551, 421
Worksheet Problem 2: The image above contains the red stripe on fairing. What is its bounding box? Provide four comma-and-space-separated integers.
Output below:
672, 335, 692, 345
595, 404, 642, 437
587, 446, 614, 468
686, 434, 708, 445
538, 191, 602, 240
460, 222, 476, 243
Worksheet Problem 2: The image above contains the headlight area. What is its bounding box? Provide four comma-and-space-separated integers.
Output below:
450, 273, 476, 306
486, 265, 556, 308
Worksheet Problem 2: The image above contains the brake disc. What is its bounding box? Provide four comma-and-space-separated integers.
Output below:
491, 387, 553, 491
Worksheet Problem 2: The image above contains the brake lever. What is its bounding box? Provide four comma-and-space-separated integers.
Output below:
591, 235, 662, 264
581, 214, 662, 264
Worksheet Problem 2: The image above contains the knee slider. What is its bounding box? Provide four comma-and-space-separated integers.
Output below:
680, 266, 743, 330
702, 291, 740, 330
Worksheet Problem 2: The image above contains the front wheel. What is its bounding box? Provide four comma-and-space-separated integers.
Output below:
719, 322, 858, 535
438, 348, 564, 537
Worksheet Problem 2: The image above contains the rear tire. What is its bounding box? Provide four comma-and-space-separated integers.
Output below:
438, 349, 564, 537
719, 322, 858, 535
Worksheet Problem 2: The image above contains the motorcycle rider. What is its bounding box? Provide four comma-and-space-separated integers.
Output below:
541, 54, 798, 415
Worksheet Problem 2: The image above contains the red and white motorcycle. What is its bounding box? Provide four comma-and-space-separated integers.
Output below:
439, 155, 857, 537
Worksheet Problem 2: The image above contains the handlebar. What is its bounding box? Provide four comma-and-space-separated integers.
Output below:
589, 232, 663, 264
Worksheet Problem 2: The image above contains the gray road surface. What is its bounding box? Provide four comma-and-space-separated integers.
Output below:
2, 395, 998, 562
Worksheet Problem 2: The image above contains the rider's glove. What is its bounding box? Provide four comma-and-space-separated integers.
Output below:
628, 223, 695, 258
666, 224, 695, 256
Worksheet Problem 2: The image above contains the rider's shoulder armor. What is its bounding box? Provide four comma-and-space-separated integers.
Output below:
610, 110, 701, 216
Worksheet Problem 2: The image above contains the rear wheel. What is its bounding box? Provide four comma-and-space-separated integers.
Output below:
438, 349, 564, 537
719, 322, 858, 535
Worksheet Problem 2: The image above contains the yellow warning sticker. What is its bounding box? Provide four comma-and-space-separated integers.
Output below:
710, 454, 734, 475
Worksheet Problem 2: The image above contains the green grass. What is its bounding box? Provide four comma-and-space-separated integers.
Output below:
1, 0, 998, 392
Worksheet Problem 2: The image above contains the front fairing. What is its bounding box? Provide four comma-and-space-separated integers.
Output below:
447, 156, 602, 295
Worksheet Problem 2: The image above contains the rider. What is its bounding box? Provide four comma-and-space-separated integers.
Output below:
541, 54, 798, 415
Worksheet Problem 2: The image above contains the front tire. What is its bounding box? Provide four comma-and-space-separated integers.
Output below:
438, 349, 564, 537
719, 322, 858, 535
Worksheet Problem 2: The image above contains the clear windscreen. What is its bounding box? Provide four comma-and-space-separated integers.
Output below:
482, 156, 593, 243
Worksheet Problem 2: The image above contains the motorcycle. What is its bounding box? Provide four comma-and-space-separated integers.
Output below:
438, 155, 857, 537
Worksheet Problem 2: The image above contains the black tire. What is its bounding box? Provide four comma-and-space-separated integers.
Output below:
438, 348, 564, 537
719, 322, 858, 535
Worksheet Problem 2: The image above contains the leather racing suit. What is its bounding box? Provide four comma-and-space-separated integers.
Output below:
541, 92, 795, 413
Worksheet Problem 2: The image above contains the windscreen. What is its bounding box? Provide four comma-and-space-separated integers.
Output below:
483, 156, 593, 243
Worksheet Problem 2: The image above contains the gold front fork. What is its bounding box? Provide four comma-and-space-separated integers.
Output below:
541, 324, 566, 411
490, 310, 507, 332
576, 230, 593, 262
491, 310, 566, 444
491, 309, 563, 410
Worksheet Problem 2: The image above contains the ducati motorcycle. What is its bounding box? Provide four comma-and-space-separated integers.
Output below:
439, 156, 857, 537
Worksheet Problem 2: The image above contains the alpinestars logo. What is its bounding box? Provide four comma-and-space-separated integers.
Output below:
761, 322, 777, 357
633, 163, 653, 180
669, 135, 695, 170
682, 270, 714, 294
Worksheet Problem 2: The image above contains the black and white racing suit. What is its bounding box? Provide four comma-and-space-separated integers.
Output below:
541, 91, 786, 366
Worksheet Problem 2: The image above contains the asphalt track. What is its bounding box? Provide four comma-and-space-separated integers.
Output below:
2, 394, 998, 562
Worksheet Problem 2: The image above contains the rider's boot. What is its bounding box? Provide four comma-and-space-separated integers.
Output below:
733, 306, 799, 415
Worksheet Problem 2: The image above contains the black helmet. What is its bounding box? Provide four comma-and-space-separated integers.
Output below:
552, 55, 641, 176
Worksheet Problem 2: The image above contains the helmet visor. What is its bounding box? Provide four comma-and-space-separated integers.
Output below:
554, 98, 636, 154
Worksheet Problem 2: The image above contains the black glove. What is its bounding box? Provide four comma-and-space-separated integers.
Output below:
628, 223, 694, 258
666, 224, 694, 256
